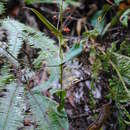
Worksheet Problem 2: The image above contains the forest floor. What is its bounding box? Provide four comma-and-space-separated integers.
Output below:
0, 0, 130, 130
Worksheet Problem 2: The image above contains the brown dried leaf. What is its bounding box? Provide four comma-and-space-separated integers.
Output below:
76, 17, 87, 36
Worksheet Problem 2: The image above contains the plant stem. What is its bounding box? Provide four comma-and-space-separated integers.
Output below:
58, 0, 64, 110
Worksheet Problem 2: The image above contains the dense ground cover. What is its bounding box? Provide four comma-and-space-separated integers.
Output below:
0, 0, 130, 130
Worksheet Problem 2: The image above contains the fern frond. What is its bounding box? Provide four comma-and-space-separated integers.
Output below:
0, 47, 20, 67
27, 91, 69, 130
1, 12, 58, 66
2, 18, 60, 91
2, 19, 24, 58
2, 18, 58, 63
1, 19, 83, 92
0, 66, 14, 87
0, 83, 25, 130
113, 52, 130, 85
0, 2, 5, 15
21, 19, 60, 91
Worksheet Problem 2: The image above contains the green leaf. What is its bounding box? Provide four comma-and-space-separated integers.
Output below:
83, 29, 99, 39
114, 0, 124, 5
55, 90, 66, 111
124, 120, 130, 125
90, 10, 105, 34
120, 9, 130, 27
0, 47, 20, 67
110, 58, 130, 97
0, 2, 5, 15
113, 52, 130, 86
25, 0, 54, 4
0, 83, 24, 130
0, 75, 13, 87
65, 0, 80, 7
64, 43, 83, 63
2, 18, 23, 58
102, 10, 123, 35
30, 8, 61, 37
119, 40, 130, 57
0, 66, 14, 87
32, 42, 83, 92
28, 92, 69, 130
2, 18, 60, 92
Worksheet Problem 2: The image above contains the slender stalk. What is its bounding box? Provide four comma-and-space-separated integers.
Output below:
58, 0, 64, 110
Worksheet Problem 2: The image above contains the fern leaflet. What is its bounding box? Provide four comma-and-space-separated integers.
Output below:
0, 83, 25, 130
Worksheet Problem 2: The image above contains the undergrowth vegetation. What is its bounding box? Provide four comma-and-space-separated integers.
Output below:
0, 0, 130, 130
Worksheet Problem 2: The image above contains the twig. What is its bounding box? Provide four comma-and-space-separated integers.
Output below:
70, 113, 89, 119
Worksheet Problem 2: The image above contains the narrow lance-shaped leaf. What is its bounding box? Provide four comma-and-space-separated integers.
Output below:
64, 43, 83, 63
30, 8, 62, 37
2, 18, 60, 92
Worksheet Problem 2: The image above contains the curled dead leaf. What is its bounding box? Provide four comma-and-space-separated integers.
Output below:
76, 17, 87, 36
